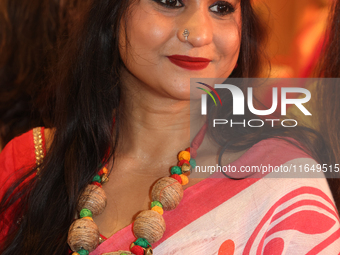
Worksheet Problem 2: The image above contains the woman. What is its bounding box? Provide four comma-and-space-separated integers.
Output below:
0, 0, 339, 254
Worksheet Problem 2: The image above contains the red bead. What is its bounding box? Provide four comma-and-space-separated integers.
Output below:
185, 147, 190, 152
98, 169, 104, 176
131, 245, 144, 255
92, 182, 102, 188
171, 174, 182, 184
177, 159, 190, 166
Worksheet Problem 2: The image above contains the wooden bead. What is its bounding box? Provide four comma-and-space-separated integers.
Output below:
67, 218, 99, 252
133, 210, 166, 244
151, 177, 183, 211
181, 163, 191, 176
102, 252, 133, 255
77, 184, 107, 216
102, 251, 132, 255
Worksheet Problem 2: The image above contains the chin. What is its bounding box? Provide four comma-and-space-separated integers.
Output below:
168, 90, 191, 101
161, 81, 190, 100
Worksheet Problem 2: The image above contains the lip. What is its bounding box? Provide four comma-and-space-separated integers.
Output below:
167, 55, 211, 70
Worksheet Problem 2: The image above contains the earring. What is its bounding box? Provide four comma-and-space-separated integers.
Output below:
182, 29, 189, 41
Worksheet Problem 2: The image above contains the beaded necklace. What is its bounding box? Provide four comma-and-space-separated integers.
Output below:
67, 123, 207, 255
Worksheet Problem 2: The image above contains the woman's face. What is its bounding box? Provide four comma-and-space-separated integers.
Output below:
119, 0, 242, 100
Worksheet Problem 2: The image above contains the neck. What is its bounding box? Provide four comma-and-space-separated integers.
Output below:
115, 69, 205, 172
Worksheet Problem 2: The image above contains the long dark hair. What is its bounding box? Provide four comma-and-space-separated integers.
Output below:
0, 0, 58, 147
207, 0, 340, 211
316, 0, 340, 211
0, 0, 92, 148
0, 0, 270, 254
207, 0, 340, 212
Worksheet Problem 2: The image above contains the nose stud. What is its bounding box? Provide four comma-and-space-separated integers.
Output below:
182, 29, 189, 41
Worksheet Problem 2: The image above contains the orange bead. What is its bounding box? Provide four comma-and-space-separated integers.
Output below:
102, 167, 108, 174
178, 151, 190, 161
151, 205, 164, 215
82, 217, 93, 221
180, 174, 189, 185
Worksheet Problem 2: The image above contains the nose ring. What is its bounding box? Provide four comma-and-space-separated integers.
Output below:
182, 29, 189, 41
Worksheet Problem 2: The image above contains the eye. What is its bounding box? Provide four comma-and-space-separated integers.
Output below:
209, 1, 235, 16
153, 0, 184, 8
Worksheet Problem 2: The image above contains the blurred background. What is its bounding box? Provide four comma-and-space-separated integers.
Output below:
256, 0, 331, 78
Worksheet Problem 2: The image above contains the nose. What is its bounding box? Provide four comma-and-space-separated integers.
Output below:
177, 8, 213, 47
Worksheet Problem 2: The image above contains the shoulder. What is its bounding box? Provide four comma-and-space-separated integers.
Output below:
0, 127, 55, 169
252, 137, 312, 161
237, 139, 340, 251
240, 177, 340, 253
0, 127, 54, 198
0, 129, 36, 174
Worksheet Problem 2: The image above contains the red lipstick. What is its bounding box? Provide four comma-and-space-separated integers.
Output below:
167, 55, 211, 70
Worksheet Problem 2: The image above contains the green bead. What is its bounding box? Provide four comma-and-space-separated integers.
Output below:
134, 238, 151, 248
78, 249, 89, 255
170, 166, 182, 175
151, 201, 163, 208
80, 208, 93, 218
120, 253, 128, 255
189, 158, 196, 168
92, 174, 101, 183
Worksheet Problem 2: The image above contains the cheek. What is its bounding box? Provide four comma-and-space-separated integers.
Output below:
213, 18, 241, 76
217, 21, 241, 59
119, 8, 173, 67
